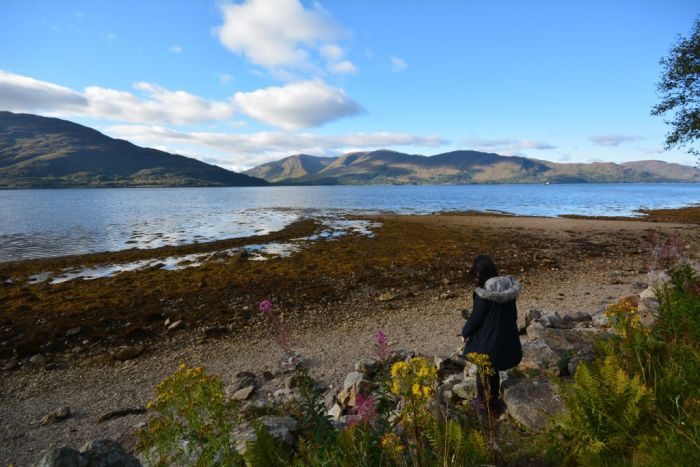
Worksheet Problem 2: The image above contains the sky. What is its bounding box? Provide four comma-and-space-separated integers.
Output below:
0, 0, 698, 171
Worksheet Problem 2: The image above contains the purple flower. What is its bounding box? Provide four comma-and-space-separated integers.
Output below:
373, 330, 390, 361
348, 393, 377, 428
259, 299, 273, 313
258, 299, 294, 356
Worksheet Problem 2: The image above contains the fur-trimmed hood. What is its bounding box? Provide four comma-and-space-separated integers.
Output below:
475, 276, 521, 303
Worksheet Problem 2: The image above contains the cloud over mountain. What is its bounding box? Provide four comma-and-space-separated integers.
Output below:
589, 134, 643, 146
0, 70, 234, 125
234, 79, 362, 129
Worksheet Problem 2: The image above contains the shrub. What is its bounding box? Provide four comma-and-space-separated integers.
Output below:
555, 355, 655, 465
137, 363, 244, 466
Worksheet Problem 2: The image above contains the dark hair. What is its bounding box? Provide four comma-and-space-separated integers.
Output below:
467, 255, 499, 287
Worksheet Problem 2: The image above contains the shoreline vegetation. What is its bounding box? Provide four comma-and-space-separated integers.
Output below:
1, 206, 700, 465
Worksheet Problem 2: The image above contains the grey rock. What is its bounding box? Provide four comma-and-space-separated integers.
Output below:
442, 373, 465, 386
37, 439, 140, 467
503, 379, 565, 431
436, 356, 466, 377
230, 385, 255, 401
647, 269, 671, 287
440, 389, 455, 405
228, 372, 257, 393
111, 345, 144, 362
354, 358, 379, 373
388, 349, 415, 363
30, 354, 48, 365
37, 446, 84, 467
532, 309, 591, 329
80, 439, 141, 466
255, 416, 298, 446
638, 287, 659, 326
272, 388, 301, 402
521, 323, 599, 373
452, 378, 477, 400
66, 327, 82, 337
343, 371, 364, 391
40, 406, 71, 426
591, 309, 609, 327
378, 292, 397, 302
328, 403, 343, 421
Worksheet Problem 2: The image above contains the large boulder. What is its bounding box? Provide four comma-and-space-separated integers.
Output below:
503, 379, 565, 431
521, 322, 598, 374
38, 439, 140, 467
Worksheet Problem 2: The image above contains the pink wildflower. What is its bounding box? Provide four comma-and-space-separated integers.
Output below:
374, 330, 390, 361
258, 299, 293, 356
355, 393, 377, 420
259, 299, 273, 313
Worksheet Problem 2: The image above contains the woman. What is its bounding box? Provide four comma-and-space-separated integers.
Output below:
461, 255, 522, 416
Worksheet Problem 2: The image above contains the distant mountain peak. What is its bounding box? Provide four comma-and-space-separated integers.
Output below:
0, 111, 268, 188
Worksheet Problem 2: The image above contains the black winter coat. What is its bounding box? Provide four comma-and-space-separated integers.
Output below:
461, 276, 522, 371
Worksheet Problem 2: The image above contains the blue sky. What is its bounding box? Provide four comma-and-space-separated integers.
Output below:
0, 0, 697, 170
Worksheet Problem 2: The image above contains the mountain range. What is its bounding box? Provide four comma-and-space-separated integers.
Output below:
245, 150, 700, 185
1, 111, 698, 188
0, 111, 267, 188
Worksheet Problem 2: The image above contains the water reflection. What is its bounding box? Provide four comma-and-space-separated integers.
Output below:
27, 217, 381, 285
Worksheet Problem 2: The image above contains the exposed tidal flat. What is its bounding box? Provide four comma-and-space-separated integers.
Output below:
1, 190, 700, 463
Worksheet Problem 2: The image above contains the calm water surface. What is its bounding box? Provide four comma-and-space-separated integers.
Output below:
1, 184, 699, 262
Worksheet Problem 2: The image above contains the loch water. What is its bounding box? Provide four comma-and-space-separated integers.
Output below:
1, 183, 699, 262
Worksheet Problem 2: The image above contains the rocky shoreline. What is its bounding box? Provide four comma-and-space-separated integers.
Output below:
1, 212, 699, 465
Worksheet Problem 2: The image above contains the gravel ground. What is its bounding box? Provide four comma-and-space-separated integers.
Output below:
1, 214, 698, 466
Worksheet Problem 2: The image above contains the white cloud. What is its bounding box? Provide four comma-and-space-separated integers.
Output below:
169, 44, 183, 54
218, 73, 234, 84
462, 137, 556, 155
320, 44, 357, 74
328, 60, 357, 74
234, 79, 362, 129
0, 70, 87, 111
320, 44, 344, 61
215, 0, 343, 69
0, 70, 235, 125
589, 134, 643, 146
104, 124, 448, 170
390, 56, 407, 72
